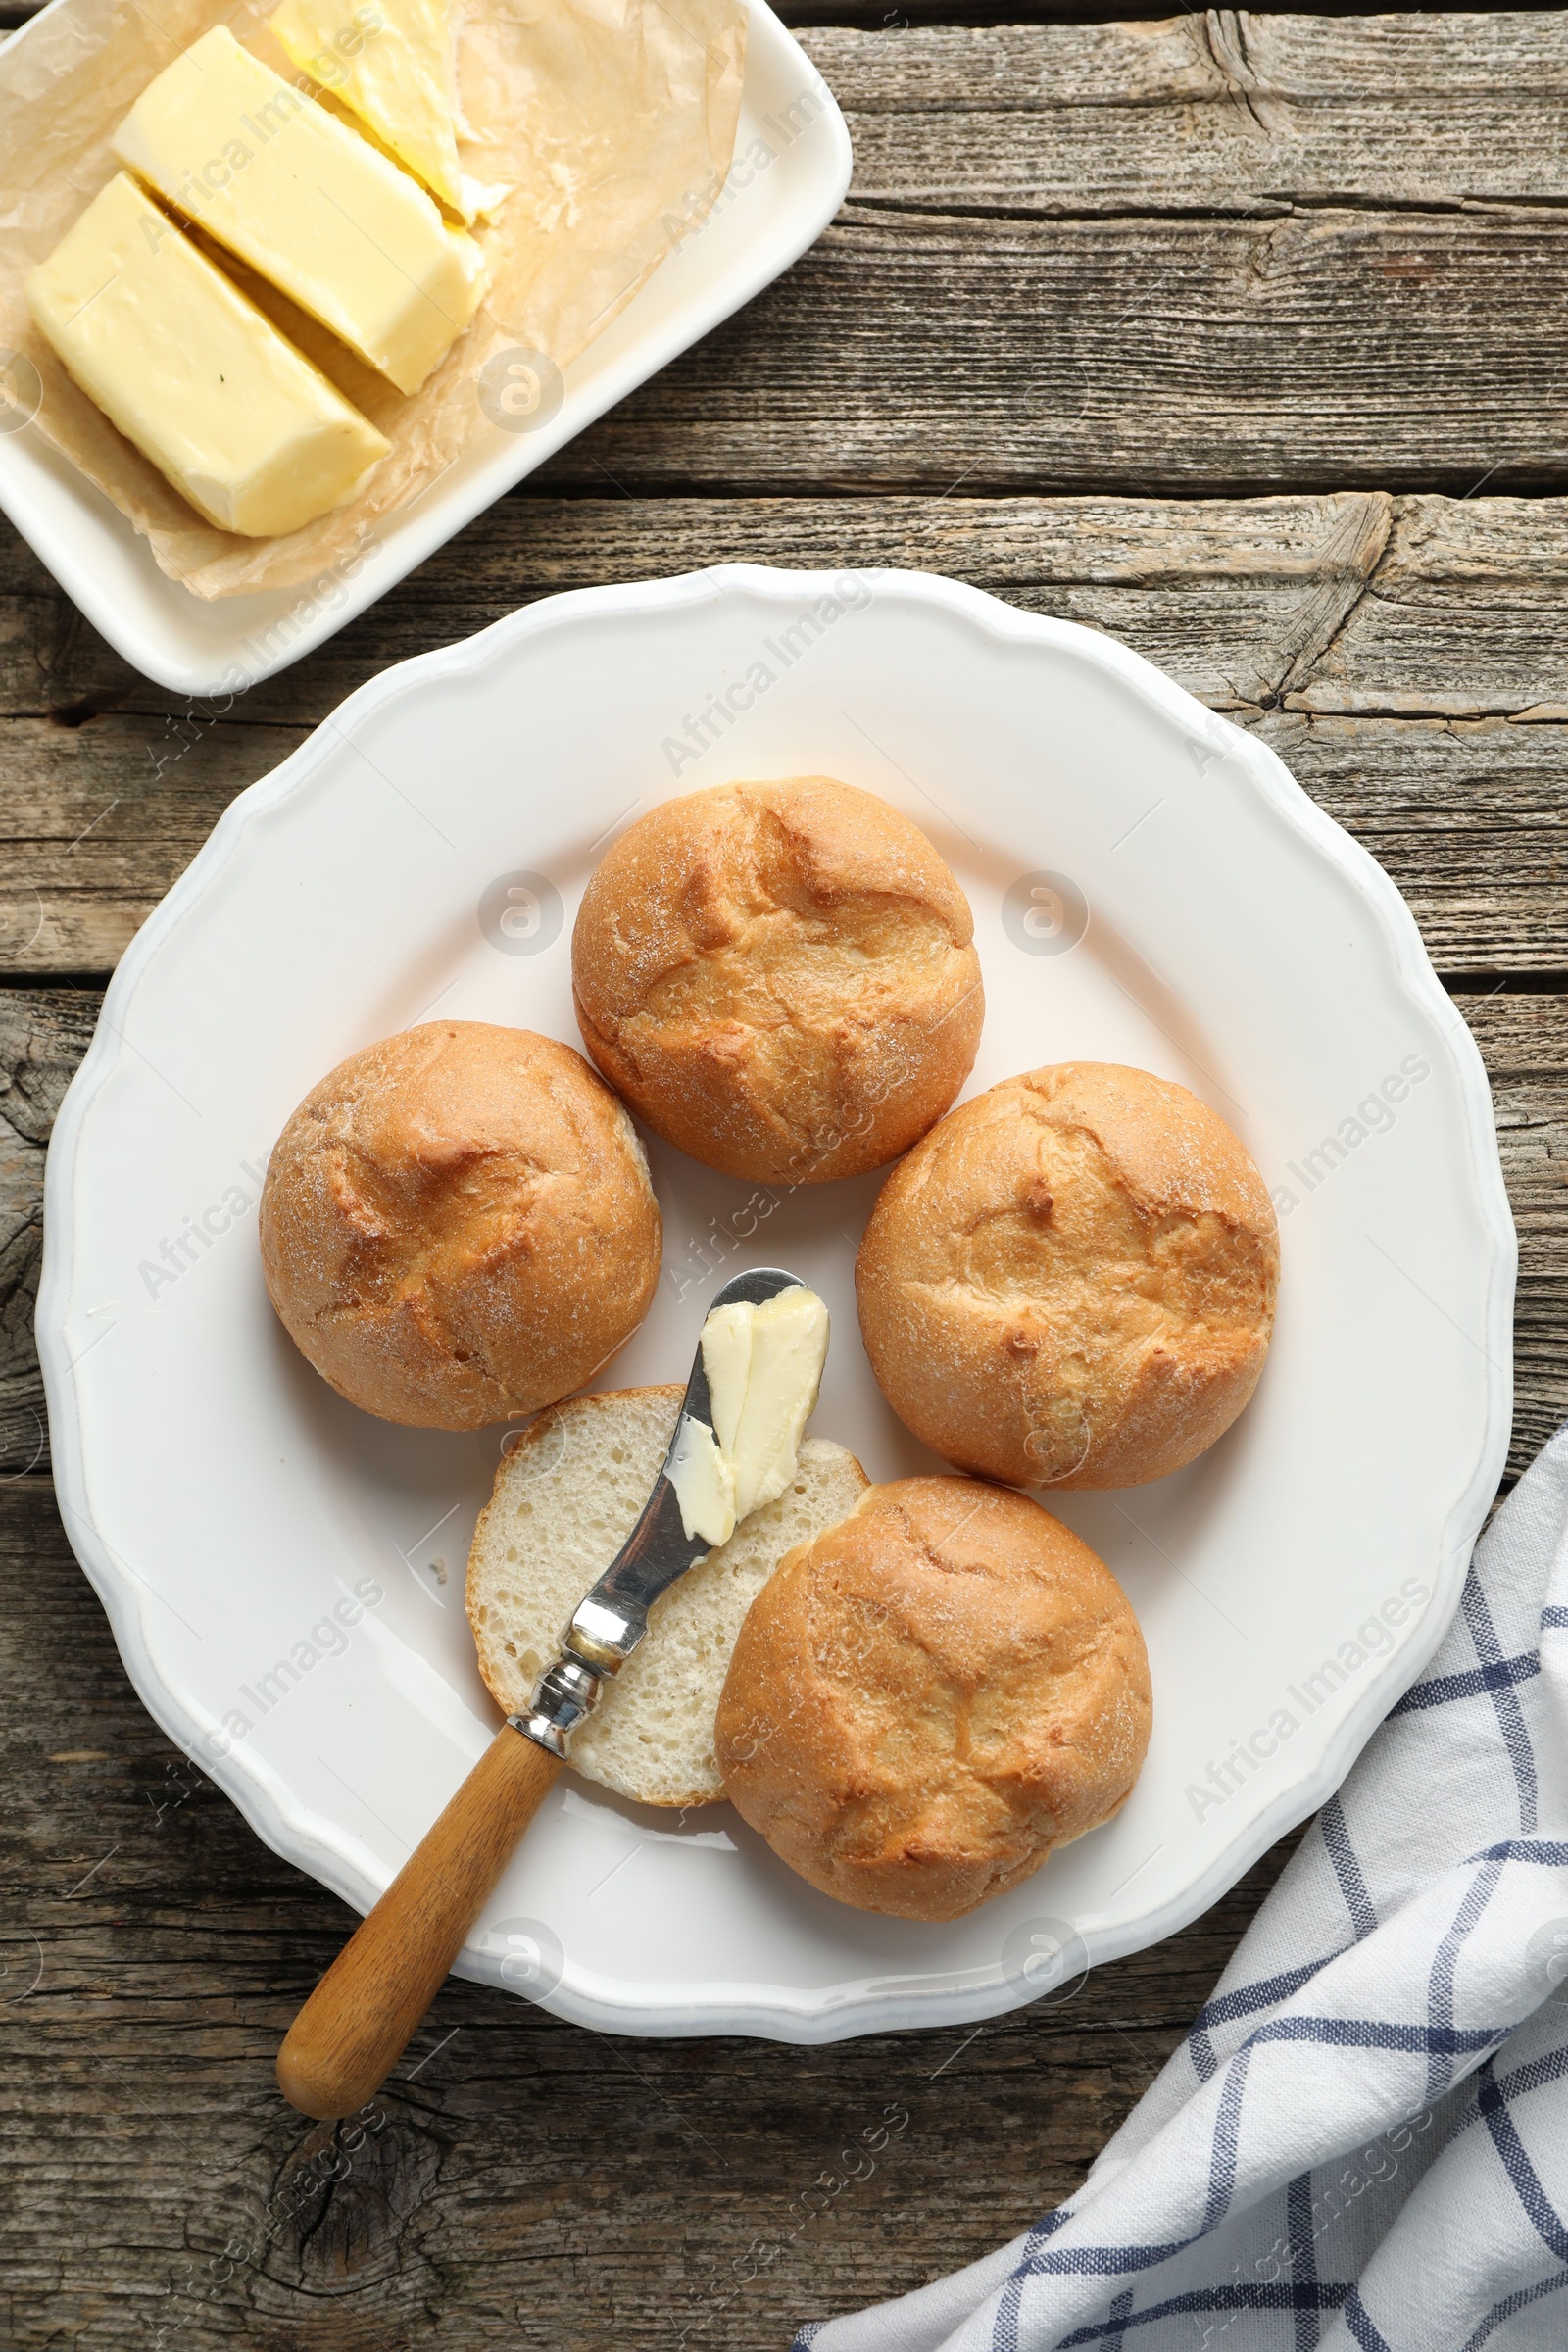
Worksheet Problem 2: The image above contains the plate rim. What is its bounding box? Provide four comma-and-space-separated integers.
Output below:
0, 0, 853, 694
37, 562, 1517, 2041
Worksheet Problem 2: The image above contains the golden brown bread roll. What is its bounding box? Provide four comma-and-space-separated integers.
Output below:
714, 1477, 1152, 1921
259, 1021, 661, 1429
856, 1062, 1278, 1489
570, 776, 984, 1184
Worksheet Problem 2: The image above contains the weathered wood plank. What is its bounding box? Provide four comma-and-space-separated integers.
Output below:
1256, 714, 1568, 976
1469, 992, 1568, 1448
0, 991, 93, 1479
6, 493, 1568, 976
1289, 496, 1568, 716
0, 712, 301, 974
536, 197, 1568, 496
532, 13, 1568, 494
489, 15, 1568, 494
0, 1474, 1296, 2349
0, 487, 1406, 719
1457, 993, 1568, 1473
17, 489, 1568, 724
809, 13, 1568, 214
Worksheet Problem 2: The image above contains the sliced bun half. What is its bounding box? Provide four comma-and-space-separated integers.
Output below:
466, 1385, 868, 1808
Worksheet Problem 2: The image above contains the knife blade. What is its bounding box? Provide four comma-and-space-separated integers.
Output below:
511, 1262, 810, 1758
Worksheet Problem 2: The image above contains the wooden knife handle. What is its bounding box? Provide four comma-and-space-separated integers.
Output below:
277, 1725, 563, 2120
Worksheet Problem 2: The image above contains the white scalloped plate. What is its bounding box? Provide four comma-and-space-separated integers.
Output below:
0, 0, 850, 694
38, 564, 1514, 2041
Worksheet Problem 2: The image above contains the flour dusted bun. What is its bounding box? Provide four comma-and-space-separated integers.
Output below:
856, 1062, 1278, 1490
714, 1477, 1152, 1921
467, 1386, 868, 1807
571, 777, 984, 1184
260, 1022, 661, 1431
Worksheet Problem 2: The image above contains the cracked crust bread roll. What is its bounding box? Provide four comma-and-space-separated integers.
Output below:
856, 1062, 1278, 1490
570, 777, 985, 1184
714, 1477, 1152, 1920
467, 1386, 868, 1807
260, 1021, 661, 1430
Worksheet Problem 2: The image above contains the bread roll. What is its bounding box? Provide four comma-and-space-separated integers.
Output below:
260, 1021, 661, 1430
570, 776, 984, 1184
856, 1062, 1278, 1489
714, 1477, 1152, 1920
467, 1386, 868, 1807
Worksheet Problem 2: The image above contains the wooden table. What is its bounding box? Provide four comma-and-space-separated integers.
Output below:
4, 9, 1566, 2343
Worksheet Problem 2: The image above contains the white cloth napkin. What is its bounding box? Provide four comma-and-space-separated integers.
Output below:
795, 1424, 1568, 2352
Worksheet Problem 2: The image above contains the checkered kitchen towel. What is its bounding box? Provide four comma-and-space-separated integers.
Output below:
795, 1422, 1568, 2352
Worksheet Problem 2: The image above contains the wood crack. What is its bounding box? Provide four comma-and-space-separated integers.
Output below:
844, 192, 1554, 224
1233, 491, 1395, 708
1202, 9, 1291, 142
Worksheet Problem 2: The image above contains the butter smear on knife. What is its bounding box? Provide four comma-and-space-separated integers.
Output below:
668, 1287, 830, 1549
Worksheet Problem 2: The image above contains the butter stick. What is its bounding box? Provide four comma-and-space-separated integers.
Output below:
112, 26, 486, 395
25, 173, 390, 539
270, 0, 507, 224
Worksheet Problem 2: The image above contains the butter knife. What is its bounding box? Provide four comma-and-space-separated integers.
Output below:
276, 1262, 808, 2119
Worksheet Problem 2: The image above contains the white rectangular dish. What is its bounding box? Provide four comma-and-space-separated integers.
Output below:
0, 0, 851, 695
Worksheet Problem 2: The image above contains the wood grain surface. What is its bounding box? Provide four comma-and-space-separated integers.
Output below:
516, 10, 1568, 498
3, 11, 1564, 2348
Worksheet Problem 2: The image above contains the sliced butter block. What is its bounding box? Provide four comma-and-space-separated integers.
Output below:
270, 0, 507, 224
112, 25, 485, 394
25, 173, 390, 538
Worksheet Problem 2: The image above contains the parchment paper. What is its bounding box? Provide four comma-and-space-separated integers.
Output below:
0, 0, 746, 595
